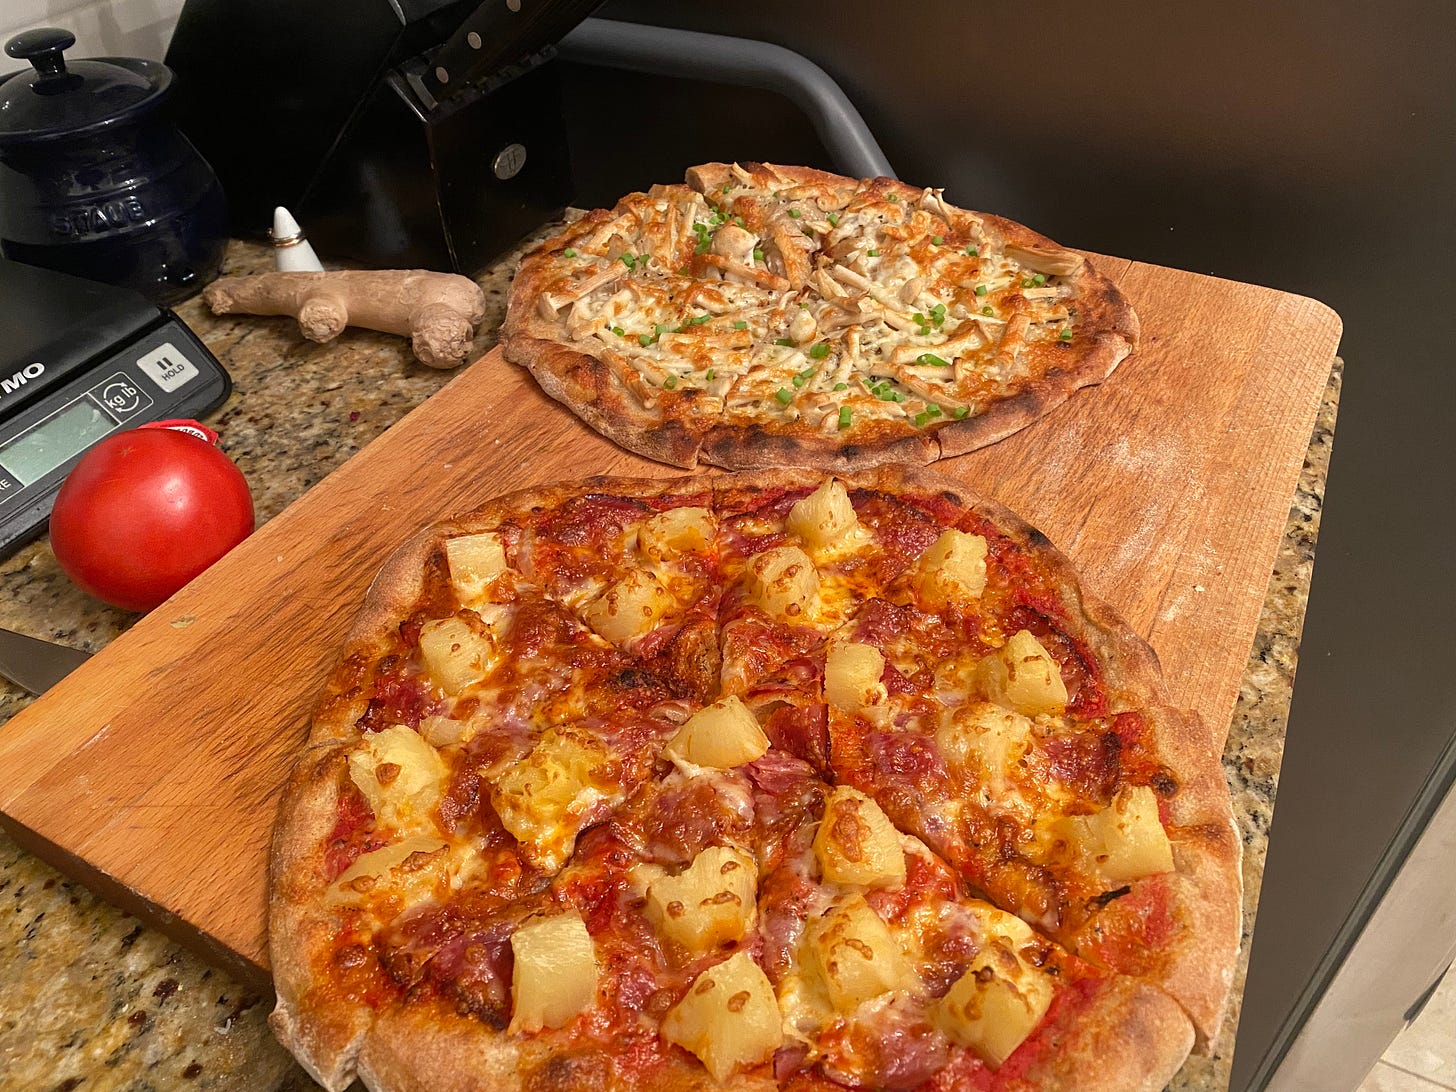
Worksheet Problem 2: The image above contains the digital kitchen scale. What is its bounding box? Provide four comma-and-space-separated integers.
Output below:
0, 258, 231, 558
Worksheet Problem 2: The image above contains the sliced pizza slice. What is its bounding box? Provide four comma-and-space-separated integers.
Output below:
826, 486, 1242, 1047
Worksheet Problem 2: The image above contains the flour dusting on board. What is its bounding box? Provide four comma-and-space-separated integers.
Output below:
1029, 417, 1204, 584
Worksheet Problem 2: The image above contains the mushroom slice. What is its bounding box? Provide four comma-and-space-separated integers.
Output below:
582, 211, 639, 251
994, 313, 1033, 369
696, 253, 790, 292
543, 263, 628, 312
1004, 244, 1085, 277
601, 348, 662, 408
710, 223, 758, 265
815, 268, 849, 299
771, 227, 812, 289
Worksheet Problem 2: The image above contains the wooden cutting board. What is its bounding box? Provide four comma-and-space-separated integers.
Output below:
0, 257, 1340, 990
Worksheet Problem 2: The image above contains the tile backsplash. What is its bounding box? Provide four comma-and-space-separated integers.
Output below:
1, 0, 184, 63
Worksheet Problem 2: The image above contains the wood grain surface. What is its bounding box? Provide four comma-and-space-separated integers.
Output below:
0, 257, 1341, 988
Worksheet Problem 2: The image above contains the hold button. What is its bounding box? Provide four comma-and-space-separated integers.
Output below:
137, 343, 198, 392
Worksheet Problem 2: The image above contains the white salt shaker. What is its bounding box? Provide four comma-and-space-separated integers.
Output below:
270, 206, 323, 272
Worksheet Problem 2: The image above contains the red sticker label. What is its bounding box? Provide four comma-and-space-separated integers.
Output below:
139, 419, 219, 446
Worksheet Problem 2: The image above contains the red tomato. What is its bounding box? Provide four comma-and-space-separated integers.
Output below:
49, 428, 255, 612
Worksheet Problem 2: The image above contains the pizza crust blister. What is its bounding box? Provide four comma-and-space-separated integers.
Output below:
268, 465, 1241, 1092
502, 162, 1139, 471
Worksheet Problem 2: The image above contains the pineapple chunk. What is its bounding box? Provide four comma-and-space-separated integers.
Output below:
976, 630, 1068, 716
936, 702, 1034, 795
347, 724, 447, 829
806, 895, 917, 1011
664, 695, 770, 769
509, 910, 598, 1033
743, 545, 819, 622
1067, 784, 1174, 886
418, 614, 500, 695
583, 566, 676, 647
914, 530, 989, 606
444, 532, 508, 603
646, 846, 758, 953
640, 507, 717, 562
934, 921, 1054, 1068
328, 834, 449, 903
813, 787, 906, 889
661, 951, 782, 1081
824, 641, 888, 716
490, 726, 611, 871
786, 479, 860, 549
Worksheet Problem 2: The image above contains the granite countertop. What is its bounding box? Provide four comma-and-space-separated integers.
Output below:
0, 233, 1341, 1092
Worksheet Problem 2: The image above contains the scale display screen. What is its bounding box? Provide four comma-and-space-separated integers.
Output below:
0, 398, 116, 486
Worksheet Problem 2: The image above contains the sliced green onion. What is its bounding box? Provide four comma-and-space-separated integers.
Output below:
706, 369, 716, 380
952, 406, 970, 419
833, 382, 848, 391
775, 388, 793, 405
798, 366, 817, 380
888, 193, 900, 202
975, 285, 989, 297
915, 411, 932, 427
721, 182, 732, 193
965, 245, 979, 257
838, 406, 852, 429
733, 215, 746, 229
788, 208, 802, 218
775, 337, 796, 347
1059, 329, 1074, 342
867, 247, 880, 257
1022, 277, 1034, 288
690, 314, 712, 325
912, 312, 926, 325
928, 404, 943, 417
1032, 273, 1047, 287
654, 323, 669, 337
981, 306, 994, 316
917, 353, 951, 368
931, 234, 944, 246
809, 343, 831, 360
638, 333, 652, 346
753, 248, 765, 262
827, 212, 840, 227
563, 247, 577, 258
733, 320, 748, 330
677, 266, 690, 276
612, 326, 625, 337
793, 374, 808, 389
621, 254, 636, 270
663, 376, 678, 390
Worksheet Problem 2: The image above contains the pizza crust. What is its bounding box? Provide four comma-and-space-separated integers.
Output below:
269, 744, 373, 1091
502, 163, 1139, 471
1017, 976, 1195, 1092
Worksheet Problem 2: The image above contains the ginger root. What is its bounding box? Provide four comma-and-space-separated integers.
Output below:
203, 269, 487, 369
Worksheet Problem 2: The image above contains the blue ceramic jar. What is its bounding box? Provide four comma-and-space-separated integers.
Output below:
0, 28, 228, 306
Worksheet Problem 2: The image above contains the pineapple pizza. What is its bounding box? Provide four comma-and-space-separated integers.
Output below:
268, 466, 1240, 1091
502, 163, 1138, 470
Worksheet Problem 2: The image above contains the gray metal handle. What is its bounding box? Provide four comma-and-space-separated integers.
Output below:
558, 18, 895, 181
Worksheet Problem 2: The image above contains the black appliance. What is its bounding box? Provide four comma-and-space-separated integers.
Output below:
164, 0, 605, 275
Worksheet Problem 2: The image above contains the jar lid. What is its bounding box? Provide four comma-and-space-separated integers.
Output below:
0, 27, 172, 146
